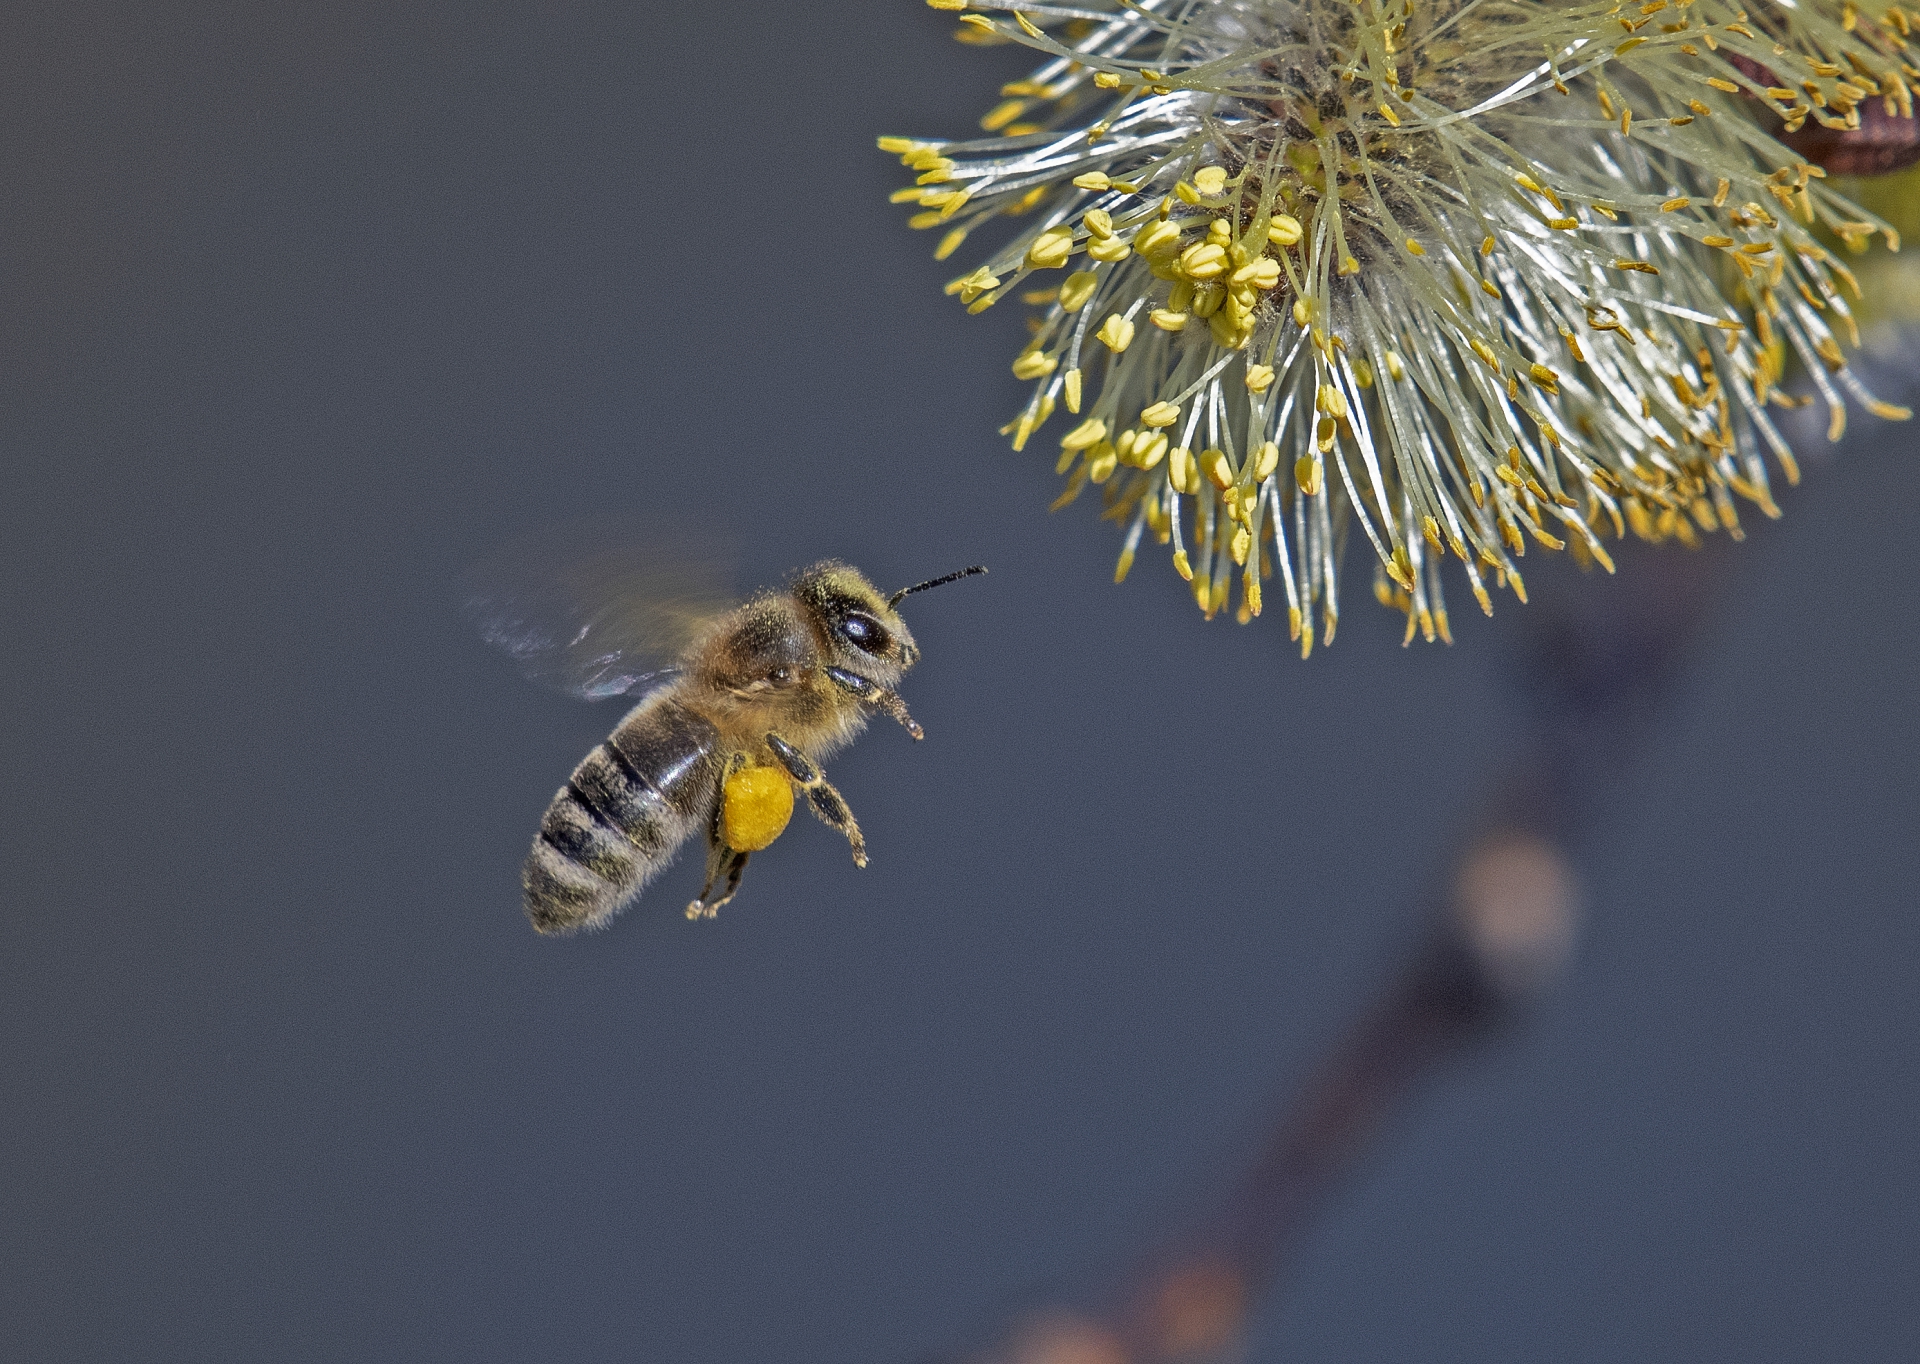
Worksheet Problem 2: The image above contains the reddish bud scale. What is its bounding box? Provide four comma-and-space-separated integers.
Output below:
1725, 52, 1920, 176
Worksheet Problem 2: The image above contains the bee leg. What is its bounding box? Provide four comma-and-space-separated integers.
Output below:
766, 732, 868, 868
688, 844, 750, 921
824, 665, 923, 740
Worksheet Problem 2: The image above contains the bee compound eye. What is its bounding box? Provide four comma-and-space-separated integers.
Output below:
841, 611, 890, 655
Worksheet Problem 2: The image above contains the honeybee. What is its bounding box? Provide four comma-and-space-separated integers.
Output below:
469, 546, 985, 934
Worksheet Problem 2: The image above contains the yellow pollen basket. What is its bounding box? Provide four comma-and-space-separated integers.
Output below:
721, 766, 796, 852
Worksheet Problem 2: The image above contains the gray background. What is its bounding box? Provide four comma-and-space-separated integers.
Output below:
3, 3, 1915, 1361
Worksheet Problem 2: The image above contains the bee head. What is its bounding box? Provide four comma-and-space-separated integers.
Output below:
792, 562, 921, 677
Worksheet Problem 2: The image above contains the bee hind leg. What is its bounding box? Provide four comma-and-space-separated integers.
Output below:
688, 844, 750, 921
766, 733, 868, 868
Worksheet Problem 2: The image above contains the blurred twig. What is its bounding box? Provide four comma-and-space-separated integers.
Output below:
935, 542, 1733, 1364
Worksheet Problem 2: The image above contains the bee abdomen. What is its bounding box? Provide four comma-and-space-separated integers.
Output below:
522, 698, 720, 935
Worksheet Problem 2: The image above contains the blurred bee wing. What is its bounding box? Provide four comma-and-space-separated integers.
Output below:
461, 523, 736, 702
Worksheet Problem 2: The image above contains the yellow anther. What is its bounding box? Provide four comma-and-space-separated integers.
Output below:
1193, 166, 1229, 196
1174, 181, 1202, 206
1093, 71, 1123, 90
1209, 312, 1252, 350
1387, 546, 1416, 591
1402, 236, 1426, 256
1060, 271, 1099, 313
877, 136, 924, 154
1206, 219, 1232, 246
1338, 255, 1360, 276
1096, 313, 1136, 352
1245, 364, 1276, 394
1134, 221, 1183, 258
1086, 236, 1131, 263
1168, 446, 1199, 494
1481, 235, 1496, 256
981, 99, 1029, 132
1231, 258, 1281, 289
1140, 401, 1181, 427
1738, 241, 1775, 255
927, 0, 967, 10
1087, 441, 1119, 483
1481, 279, 1501, 299
1149, 308, 1189, 332
1316, 383, 1348, 419
1060, 418, 1108, 450
1529, 362, 1560, 390
1548, 217, 1579, 230
1385, 351, 1406, 381
1702, 234, 1734, 248
1063, 368, 1083, 413
1470, 337, 1499, 369
1180, 242, 1229, 280
1612, 259, 1660, 274
1025, 226, 1075, 271
1171, 549, 1193, 580
1230, 524, 1253, 566
955, 267, 1000, 303
935, 228, 967, 261
1200, 447, 1234, 490
1315, 415, 1337, 452
1379, 102, 1401, 126
1012, 350, 1058, 380
1293, 297, 1314, 326
1251, 440, 1280, 482
1083, 209, 1115, 240
1073, 172, 1112, 191
1268, 215, 1304, 247
1661, 196, 1691, 212
1134, 431, 1169, 468
1013, 9, 1042, 38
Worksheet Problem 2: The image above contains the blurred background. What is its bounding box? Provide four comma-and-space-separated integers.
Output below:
2, 3, 1916, 1360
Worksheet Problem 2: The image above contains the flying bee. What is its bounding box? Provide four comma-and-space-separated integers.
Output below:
468, 545, 985, 934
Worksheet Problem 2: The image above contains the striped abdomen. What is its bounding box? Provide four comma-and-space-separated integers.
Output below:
522, 695, 722, 934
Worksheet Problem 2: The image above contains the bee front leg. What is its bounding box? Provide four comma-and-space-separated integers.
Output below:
824, 666, 923, 740
765, 733, 867, 868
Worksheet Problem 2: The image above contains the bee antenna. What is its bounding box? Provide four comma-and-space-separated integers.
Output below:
887, 565, 988, 609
